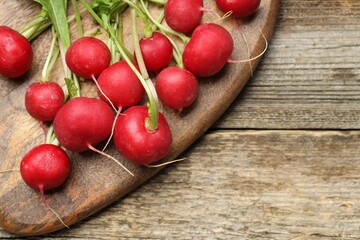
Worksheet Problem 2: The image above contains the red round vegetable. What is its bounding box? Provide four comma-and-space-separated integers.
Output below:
20, 144, 70, 192
25, 82, 65, 122
53, 97, 114, 152
156, 67, 198, 111
0, 26, 33, 78
216, 0, 261, 17
65, 37, 111, 79
97, 60, 144, 108
183, 23, 234, 77
114, 106, 172, 165
139, 32, 173, 72
164, 0, 203, 33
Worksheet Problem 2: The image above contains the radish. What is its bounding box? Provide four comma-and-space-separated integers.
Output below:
156, 67, 198, 111
0, 26, 33, 78
53, 97, 114, 153
164, 0, 204, 33
25, 82, 65, 122
97, 60, 145, 109
20, 143, 70, 227
114, 106, 172, 165
216, 0, 261, 18
53, 96, 133, 175
20, 144, 70, 197
139, 32, 173, 72
65, 37, 111, 79
183, 23, 234, 77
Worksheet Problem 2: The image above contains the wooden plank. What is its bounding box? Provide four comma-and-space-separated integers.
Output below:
215, 0, 360, 129
1, 130, 359, 239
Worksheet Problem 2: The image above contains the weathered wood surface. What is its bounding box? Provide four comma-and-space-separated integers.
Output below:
1, 0, 360, 239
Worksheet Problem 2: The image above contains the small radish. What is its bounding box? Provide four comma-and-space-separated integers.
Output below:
114, 106, 172, 165
97, 61, 145, 109
139, 32, 173, 72
65, 37, 111, 79
20, 143, 70, 227
53, 97, 114, 153
164, 0, 204, 33
183, 23, 234, 77
156, 66, 198, 111
20, 144, 70, 195
53, 97, 133, 175
0, 26, 33, 78
25, 82, 65, 122
216, 0, 261, 18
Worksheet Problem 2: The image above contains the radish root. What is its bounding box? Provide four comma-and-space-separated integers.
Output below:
87, 143, 134, 176
228, 32, 268, 64
212, 10, 233, 23
102, 107, 122, 152
39, 185, 69, 229
91, 75, 117, 112
239, 28, 253, 76
145, 157, 186, 168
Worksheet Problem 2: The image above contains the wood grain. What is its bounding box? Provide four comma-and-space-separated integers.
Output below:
0, 0, 279, 236
215, 0, 360, 129
3, 130, 360, 239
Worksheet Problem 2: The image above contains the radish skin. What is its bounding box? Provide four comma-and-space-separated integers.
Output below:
0, 26, 33, 78
114, 106, 172, 165
65, 37, 111, 79
53, 97, 114, 152
183, 23, 234, 77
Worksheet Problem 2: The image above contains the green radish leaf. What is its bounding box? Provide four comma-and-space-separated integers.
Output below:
90, 0, 128, 22
35, 0, 71, 48
64, 77, 79, 99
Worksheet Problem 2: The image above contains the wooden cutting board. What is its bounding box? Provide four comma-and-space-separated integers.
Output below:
0, 0, 280, 236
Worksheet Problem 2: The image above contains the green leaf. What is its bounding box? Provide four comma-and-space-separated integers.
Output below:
64, 77, 79, 99
90, 0, 128, 22
35, 0, 71, 48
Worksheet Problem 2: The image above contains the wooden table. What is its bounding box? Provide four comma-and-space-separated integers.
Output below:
1, 0, 360, 239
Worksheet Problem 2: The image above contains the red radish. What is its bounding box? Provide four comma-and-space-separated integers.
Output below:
156, 67, 198, 111
20, 144, 70, 202
25, 82, 65, 122
65, 37, 111, 79
183, 23, 234, 77
53, 97, 114, 152
0, 26, 33, 78
97, 61, 145, 108
164, 0, 203, 33
216, 0, 261, 17
139, 32, 173, 72
114, 106, 172, 165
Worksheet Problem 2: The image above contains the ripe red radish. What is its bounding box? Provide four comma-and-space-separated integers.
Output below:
97, 61, 145, 109
65, 37, 111, 79
114, 106, 172, 165
20, 144, 70, 202
183, 23, 234, 77
156, 67, 198, 111
25, 82, 65, 122
216, 0, 261, 18
139, 32, 173, 72
20, 143, 70, 226
0, 26, 33, 78
164, 0, 203, 33
53, 97, 114, 152
53, 96, 133, 175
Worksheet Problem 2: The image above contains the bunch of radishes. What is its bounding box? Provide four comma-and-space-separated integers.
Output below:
0, 0, 262, 227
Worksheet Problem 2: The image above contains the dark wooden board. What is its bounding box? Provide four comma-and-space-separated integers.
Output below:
0, 0, 280, 236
